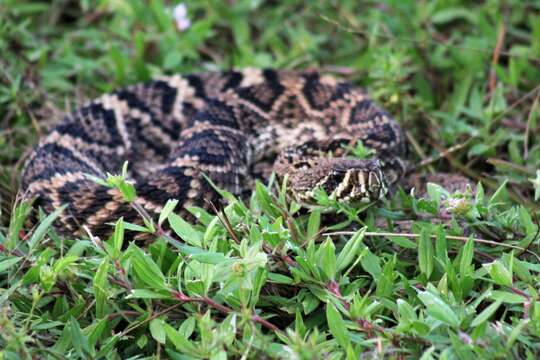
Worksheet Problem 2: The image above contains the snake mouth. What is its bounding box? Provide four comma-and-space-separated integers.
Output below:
330, 167, 388, 203
327, 159, 387, 203
290, 159, 389, 207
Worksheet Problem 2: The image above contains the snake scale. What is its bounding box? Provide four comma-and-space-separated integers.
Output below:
21, 69, 407, 237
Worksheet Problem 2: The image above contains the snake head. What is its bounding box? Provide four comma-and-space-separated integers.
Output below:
287, 158, 388, 206
325, 159, 388, 203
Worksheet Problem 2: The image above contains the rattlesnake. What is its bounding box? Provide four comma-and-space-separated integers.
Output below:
21, 69, 407, 236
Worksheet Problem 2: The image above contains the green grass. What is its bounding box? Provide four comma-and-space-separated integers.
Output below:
1, 0, 540, 358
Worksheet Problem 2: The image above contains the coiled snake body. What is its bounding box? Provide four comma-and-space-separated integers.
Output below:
21, 69, 407, 236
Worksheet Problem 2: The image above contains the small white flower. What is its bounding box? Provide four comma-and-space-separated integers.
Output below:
444, 197, 471, 216
173, 3, 191, 31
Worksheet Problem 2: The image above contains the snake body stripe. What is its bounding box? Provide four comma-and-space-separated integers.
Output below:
21, 69, 406, 236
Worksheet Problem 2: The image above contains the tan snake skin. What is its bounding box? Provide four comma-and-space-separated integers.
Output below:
21, 69, 407, 236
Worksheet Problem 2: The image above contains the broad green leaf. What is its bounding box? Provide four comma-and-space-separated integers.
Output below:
418, 228, 434, 278
28, 205, 66, 251
112, 217, 124, 256
318, 238, 336, 280
361, 250, 381, 281
52, 255, 78, 274
490, 290, 526, 304
93, 259, 109, 318
168, 212, 202, 246
506, 320, 530, 350
0, 257, 22, 273
136, 335, 148, 349
190, 252, 229, 264
149, 318, 166, 344
417, 290, 460, 327
518, 206, 537, 249
129, 245, 168, 291
251, 267, 267, 306
488, 179, 508, 207
255, 181, 280, 218
164, 323, 200, 356
427, 182, 447, 206
306, 209, 321, 240
69, 317, 90, 354
483, 260, 512, 287
397, 299, 416, 322
295, 309, 306, 337
88, 318, 108, 348
7, 201, 32, 249
127, 289, 171, 299
435, 227, 448, 264
326, 302, 351, 350
386, 235, 416, 249
268, 272, 294, 284
95, 335, 120, 358
475, 182, 485, 204
376, 257, 395, 298
159, 199, 179, 226
302, 293, 320, 315
123, 221, 152, 233
336, 228, 366, 272
432, 7, 477, 25
178, 317, 196, 338
471, 300, 502, 327
116, 178, 136, 202
459, 238, 474, 276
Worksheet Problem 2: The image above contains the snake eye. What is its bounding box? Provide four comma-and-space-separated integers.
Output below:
328, 170, 344, 184
332, 168, 348, 175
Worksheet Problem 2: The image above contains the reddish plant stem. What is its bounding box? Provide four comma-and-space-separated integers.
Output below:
327, 280, 350, 311
251, 314, 281, 333
511, 287, 531, 300
261, 242, 297, 267
107, 310, 141, 320
201, 295, 233, 314
511, 287, 534, 320
113, 259, 132, 292
0, 243, 25, 258
108, 276, 131, 290
172, 290, 283, 334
